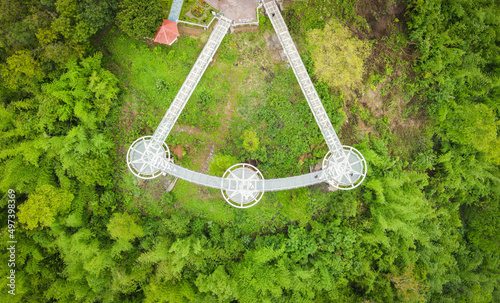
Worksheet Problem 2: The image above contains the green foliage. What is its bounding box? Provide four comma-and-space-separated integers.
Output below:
403, 3, 500, 297
258, 15, 273, 31
108, 212, 144, 241
284, 0, 364, 32
0, 53, 118, 195
164, 212, 192, 237
388, 265, 429, 302
38, 52, 119, 131
241, 129, 260, 152
18, 184, 74, 229
438, 102, 500, 165
208, 154, 238, 176
40, 53, 118, 186
407, 0, 500, 113
116, 0, 163, 39
465, 196, 500, 254
77, 0, 119, 34
1, 0, 499, 301
0, 0, 118, 77
277, 188, 311, 225
218, 37, 240, 63
1, 50, 45, 91
307, 19, 371, 88
221, 67, 343, 178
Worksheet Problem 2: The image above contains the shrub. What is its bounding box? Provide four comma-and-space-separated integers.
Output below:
307, 19, 370, 89
116, 0, 163, 39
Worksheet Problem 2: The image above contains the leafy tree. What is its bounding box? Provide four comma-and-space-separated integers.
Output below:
18, 184, 74, 229
438, 102, 500, 165
407, 0, 500, 115
0, 0, 118, 75
108, 212, 144, 241
38, 52, 118, 130
195, 265, 236, 301
307, 19, 371, 88
1, 50, 45, 91
241, 129, 260, 153
277, 188, 311, 225
0, 0, 38, 51
116, 0, 163, 39
465, 194, 500, 254
208, 154, 238, 176
0, 54, 118, 192
163, 212, 192, 237
77, 0, 119, 34
52, 0, 118, 44
388, 265, 429, 302
38, 53, 119, 186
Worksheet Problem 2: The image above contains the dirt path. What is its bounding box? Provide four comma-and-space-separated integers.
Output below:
178, 24, 206, 38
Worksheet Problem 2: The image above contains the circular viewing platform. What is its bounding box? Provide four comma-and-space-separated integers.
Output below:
221, 163, 264, 208
127, 136, 170, 179
322, 146, 367, 190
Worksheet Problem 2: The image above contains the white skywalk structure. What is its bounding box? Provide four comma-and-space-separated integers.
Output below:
263, 0, 366, 190
129, 16, 233, 179
127, 3, 367, 208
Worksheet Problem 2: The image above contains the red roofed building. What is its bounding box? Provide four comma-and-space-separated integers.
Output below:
154, 20, 179, 45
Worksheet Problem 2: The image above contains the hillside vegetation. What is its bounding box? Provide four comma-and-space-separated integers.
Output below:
1, 0, 499, 302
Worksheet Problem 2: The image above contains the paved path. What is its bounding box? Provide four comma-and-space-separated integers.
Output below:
168, 0, 184, 21
205, 0, 259, 23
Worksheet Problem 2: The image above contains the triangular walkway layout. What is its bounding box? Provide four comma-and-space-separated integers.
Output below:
127, 0, 367, 208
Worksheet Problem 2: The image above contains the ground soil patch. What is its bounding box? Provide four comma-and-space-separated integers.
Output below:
356, 0, 407, 39
178, 24, 205, 38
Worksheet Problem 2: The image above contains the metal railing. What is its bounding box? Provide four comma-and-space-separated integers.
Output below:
145, 17, 232, 160
263, 0, 345, 160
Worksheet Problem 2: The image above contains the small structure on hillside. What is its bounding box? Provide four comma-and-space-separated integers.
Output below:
154, 20, 180, 45
154, 0, 184, 46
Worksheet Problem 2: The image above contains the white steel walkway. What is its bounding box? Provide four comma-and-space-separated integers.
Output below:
153, 157, 327, 191
127, 8, 367, 208
263, 0, 366, 190
146, 17, 232, 160
263, 0, 344, 162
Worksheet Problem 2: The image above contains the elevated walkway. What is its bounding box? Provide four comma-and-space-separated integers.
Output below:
263, 0, 344, 160
146, 17, 232, 160
154, 157, 327, 191
128, 7, 367, 208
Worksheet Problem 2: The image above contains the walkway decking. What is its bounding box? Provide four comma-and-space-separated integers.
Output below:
154, 157, 327, 191
146, 17, 232, 160
263, 0, 345, 161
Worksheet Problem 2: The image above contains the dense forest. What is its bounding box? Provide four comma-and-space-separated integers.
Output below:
1, 0, 499, 302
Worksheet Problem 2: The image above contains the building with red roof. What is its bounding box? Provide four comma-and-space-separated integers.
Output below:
154, 20, 180, 45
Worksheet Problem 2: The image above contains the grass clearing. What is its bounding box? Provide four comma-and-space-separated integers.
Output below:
101, 27, 314, 230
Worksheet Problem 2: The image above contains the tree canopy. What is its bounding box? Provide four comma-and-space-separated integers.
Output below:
307, 19, 371, 89
116, 0, 163, 39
